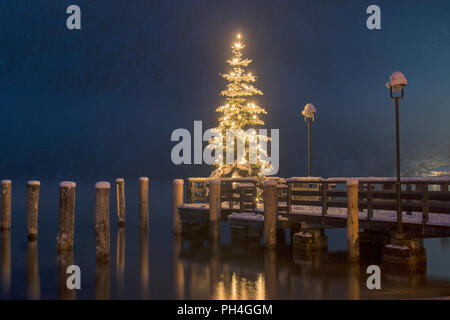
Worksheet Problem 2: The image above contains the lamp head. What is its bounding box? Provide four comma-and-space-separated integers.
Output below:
301, 103, 316, 122
386, 71, 407, 92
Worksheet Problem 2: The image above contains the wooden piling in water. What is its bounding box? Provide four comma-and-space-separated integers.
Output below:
347, 179, 360, 262
95, 182, 111, 262
57, 182, 76, 252
115, 178, 126, 226
26, 181, 40, 240
264, 180, 277, 250
173, 179, 184, 235
139, 177, 149, 229
209, 180, 220, 241
1, 180, 12, 231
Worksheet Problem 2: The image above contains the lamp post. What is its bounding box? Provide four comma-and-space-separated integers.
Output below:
386, 71, 407, 233
302, 103, 316, 177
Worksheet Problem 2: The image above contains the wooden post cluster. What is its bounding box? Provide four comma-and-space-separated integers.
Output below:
115, 178, 126, 226
95, 182, 111, 262
57, 182, 76, 251
264, 181, 278, 250
209, 180, 221, 241
347, 179, 360, 262
26, 181, 40, 240
1, 180, 12, 231
139, 177, 149, 229
173, 179, 184, 235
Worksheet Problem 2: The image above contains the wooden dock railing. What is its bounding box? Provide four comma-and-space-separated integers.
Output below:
287, 177, 450, 230
187, 177, 291, 213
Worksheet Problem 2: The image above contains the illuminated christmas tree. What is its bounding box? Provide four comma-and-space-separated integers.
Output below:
208, 34, 271, 178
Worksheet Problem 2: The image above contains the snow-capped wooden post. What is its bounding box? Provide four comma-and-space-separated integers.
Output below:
115, 178, 126, 226
26, 181, 40, 240
209, 180, 221, 241
95, 182, 111, 262
264, 181, 277, 250
1, 180, 12, 230
347, 179, 360, 262
57, 182, 76, 251
139, 177, 149, 229
173, 179, 184, 235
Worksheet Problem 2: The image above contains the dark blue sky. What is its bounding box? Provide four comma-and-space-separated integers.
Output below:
0, 0, 449, 181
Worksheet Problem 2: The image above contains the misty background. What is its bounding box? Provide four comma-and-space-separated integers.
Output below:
0, 0, 449, 182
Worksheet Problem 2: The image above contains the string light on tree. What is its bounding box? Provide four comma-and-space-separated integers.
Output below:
207, 33, 271, 178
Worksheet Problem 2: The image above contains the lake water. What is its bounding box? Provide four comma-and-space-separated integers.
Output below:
0, 178, 449, 299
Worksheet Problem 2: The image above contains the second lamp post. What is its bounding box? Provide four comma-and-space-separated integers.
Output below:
302, 103, 316, 177
386, 71, 408, 233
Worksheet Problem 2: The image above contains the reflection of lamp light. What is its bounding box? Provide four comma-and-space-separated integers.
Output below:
386, 71, 407, 233
301, 103, 317, 176
301, 103, 316, 122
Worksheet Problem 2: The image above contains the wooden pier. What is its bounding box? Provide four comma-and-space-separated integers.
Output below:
178, 176, 450, 237
176, 176, 450, 271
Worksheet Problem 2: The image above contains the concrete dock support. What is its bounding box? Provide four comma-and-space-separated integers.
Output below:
173, 179, 184, 235
264, 181, 277, 250
95, 182, 111, 262
1, 180, 12, 230
26, 181, 40, 240
139, 177, 149, 229
382, 234, 427, 273
359, 230, 390, 260
209, 180, 221, 241
115, 178, 126, 226
57, 182, 76, 252
293, 226, 328, 252
347, 179, 360, 262
230, 226, 262, 245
